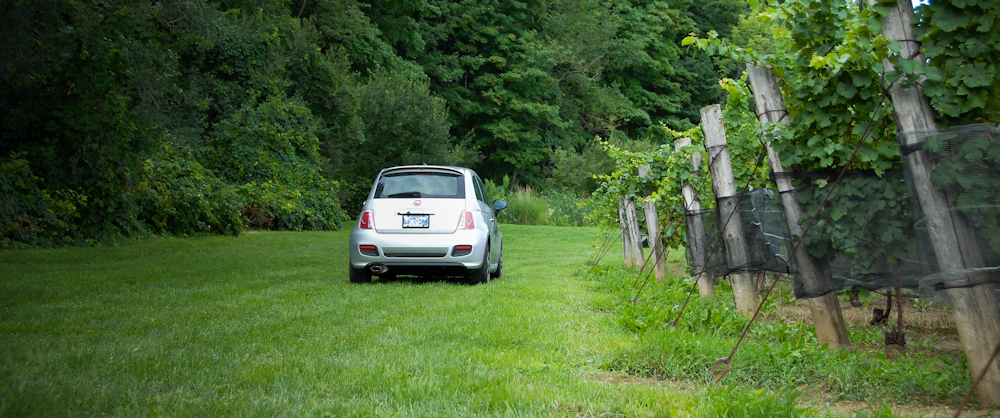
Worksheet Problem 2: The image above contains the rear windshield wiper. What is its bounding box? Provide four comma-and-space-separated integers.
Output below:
387, 191, 421, 198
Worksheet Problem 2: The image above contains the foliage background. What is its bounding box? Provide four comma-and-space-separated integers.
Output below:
0, 0, 748, 247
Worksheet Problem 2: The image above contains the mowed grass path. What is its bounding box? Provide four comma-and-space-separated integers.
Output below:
0, 225, 695, 417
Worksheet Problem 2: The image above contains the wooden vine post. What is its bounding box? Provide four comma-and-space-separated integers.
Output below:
701, 104, 759, 314
620, 196, 645, 269
746, 64, 851, 347
619, 201, 635, 267
638, 165, 668, 281
871, 0, 1000, 405
675, 137, 715, 296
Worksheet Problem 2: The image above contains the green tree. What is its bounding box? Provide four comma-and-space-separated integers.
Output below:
331, 71, 474, 208
0, 0, 351, 246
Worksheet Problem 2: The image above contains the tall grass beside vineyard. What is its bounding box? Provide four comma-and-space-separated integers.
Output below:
485, 179, 596, 227
589, 265, 974, 407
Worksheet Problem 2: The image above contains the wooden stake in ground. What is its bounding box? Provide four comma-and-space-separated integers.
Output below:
638, 165, 668, 281
746, 65, 850, 348
871, 0, 1000, 405
619, 201, 634, 267
701, 104, 759, 314
675, 137, 715, 296
621, 196, 645, 269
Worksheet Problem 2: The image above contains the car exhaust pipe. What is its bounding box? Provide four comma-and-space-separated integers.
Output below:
369, 263, 389, 275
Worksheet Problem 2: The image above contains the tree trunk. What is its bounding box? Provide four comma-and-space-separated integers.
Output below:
676, 137, 715, 296
870, 0, 1000, 405
701, 104, 759, 314
746, 65, 850, 347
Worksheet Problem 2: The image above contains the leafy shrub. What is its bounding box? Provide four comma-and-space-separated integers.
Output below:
484, 175, 510, 203
137, 144, 244, 236
0, 154, 87, 249
210, 97, 347, 231
0, 154, 86, 249
237, 180, 344, 231
546, 140, 615, 194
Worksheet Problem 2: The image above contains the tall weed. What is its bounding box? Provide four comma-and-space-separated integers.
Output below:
693, 386, 806, 418
499, 186, 551, 225
542, 190, 597, 226
489, 183, 596, 227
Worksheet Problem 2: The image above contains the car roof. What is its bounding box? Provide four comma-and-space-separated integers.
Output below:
378, 165, 472, 177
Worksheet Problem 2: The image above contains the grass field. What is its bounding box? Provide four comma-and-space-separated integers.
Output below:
0, 226, 740, 416
0, 225, 985, 417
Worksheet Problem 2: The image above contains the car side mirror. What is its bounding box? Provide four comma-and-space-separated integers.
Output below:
492, 199, 508, 212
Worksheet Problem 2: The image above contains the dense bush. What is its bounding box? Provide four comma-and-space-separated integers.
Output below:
0, 154, 85, 249
208, 97, 347, 230
137, 145, 244, 236
546, 139, 615, 194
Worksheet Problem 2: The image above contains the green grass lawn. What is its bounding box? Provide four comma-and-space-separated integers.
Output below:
5, 225, 967, 417
0, 226, 695, 417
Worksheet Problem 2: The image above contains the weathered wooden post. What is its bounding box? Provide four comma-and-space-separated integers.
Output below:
747, 65, 851, 347
675, 137, 715, 296
639, 165, 668, 281
870, 0, 1000, 405
701, 104, 759, 313
620, 201, 635, 267
621, 196, 645, 269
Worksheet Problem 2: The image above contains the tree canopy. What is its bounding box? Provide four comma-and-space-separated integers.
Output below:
1, 0, 745, 247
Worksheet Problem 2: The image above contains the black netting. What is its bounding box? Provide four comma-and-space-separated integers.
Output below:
899, 124, 1000, 303
783, 168, 926, 298
741, 188, 799, 275
682, 124, 999, 303
685, 188, 798, 278
685, 208, 727, 276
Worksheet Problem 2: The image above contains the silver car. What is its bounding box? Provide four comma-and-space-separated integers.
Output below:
348, 165, 507, 284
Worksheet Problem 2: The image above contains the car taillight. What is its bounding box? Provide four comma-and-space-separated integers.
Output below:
359, 210, 374, 229
457, 211, 475, 229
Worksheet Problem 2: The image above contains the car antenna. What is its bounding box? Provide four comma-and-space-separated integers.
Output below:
422, 145, 426, 165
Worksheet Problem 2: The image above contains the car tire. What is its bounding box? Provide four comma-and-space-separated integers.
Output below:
469, 244, 490, 285
490, 253, 503, 279
349, 266, 371, 283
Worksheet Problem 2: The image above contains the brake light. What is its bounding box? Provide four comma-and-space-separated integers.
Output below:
457, 211, 475, 229
359, 210, 374, 229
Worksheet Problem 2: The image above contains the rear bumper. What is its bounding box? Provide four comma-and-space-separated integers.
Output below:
348, 227, 488, 272
356, 262, 475, 277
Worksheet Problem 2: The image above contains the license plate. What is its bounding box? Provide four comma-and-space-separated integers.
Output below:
402, 214, 430, 228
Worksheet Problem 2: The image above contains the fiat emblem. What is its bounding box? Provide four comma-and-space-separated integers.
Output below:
413, 200, 422, 206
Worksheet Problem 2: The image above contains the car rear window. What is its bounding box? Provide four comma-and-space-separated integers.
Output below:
374, 172, 465, 199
